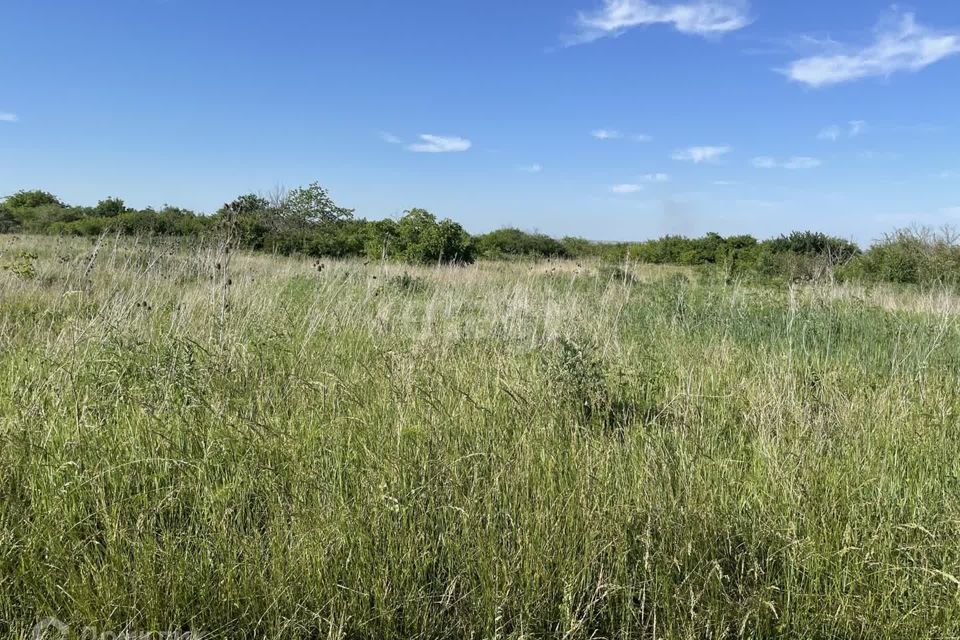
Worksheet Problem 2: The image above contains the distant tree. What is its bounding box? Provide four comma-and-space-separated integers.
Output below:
93, 197, 128, 217
560, 236, 595, 258
725, 234, 758, 250
0, 205, 18, 232
4, 190, 63, 209
839, 226, 960, 285
395, 209, 474, 264
365, 218, 400, 261
476, 228, 569, 259
282, 182, 354, 227
766, 231, 860, 262
222, 194, 270, 216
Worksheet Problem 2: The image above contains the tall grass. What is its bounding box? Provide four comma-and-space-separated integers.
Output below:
2, 234, 960, 638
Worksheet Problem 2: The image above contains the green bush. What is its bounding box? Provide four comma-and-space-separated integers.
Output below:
1, 250, 38, 279
390, 209, 474, 265
476, 228, 569, 259
4, 189, 63, 209
0, 206, 19, 232
6, 186, 960, 289
765, 231, 860, 262
840, 228, 960, 285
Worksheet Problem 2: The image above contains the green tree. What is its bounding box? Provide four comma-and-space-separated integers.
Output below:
222, 194, 270, 216
476, 228, 569, 259
0, 205, 18, 232
365, 219, 400, 261
93, 197, 128, 217
395, 209, 474, 265
4, 190, 63, 209
282, 183, 354, 227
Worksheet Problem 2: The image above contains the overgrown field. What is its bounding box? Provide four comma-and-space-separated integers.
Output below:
2, 234, 960, 639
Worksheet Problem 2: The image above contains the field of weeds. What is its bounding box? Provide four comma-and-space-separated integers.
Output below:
2, 234, 960, 638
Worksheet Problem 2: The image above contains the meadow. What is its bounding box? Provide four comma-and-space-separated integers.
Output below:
2, 233, 960, 638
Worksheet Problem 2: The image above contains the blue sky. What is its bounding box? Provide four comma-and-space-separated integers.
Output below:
2, 0, 959, 243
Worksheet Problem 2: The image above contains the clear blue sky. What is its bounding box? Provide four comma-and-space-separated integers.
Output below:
2, 0, 959, 243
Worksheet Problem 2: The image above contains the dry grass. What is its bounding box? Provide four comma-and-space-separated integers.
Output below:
2, 234, 960, 639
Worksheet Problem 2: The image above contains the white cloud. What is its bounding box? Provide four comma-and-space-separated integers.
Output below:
0, 112, 17, 122
817, 125, 842, 141
784, 11, 960, 87
818, 120, 868, 141
640, 172, 670, 182
380, 132, 403, 144
783, 156, 822, 169
753, 156, 821, 169
592, 130, 653, 141
569, 0, 751, 45
518, 164, 543, 173
672, 145, 731, 163
592, 129, 622, 140
611, 183, 645, 193
407, 134, 472, 153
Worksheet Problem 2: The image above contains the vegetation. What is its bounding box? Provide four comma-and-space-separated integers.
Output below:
4, 188, 960, 286
2, 233, 960, 638
839, 227, 960, 285
475, 227, 571, 259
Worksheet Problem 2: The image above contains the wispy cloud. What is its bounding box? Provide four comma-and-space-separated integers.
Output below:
784, 10, 960, 88
611, 183, 645, 194
753, 156, 821, 169
518, 164, 543, 173
407, 134, 472, 153
567, 0, 751, 46
672, 145, 731, 163
0, 112, 18, 123
857, 150, 899, 161
783, 156, 822, 169
817, 125, 842, 141
818, 120, 868, 141
640, 172, 670, 182
592, 129, 653, 142
592, 129, 623, 140
380, 132, 403, 144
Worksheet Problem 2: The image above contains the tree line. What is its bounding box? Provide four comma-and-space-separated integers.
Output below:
2, 185, 959, 285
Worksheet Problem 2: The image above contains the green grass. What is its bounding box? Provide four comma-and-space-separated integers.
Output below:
2, 234, 960, 638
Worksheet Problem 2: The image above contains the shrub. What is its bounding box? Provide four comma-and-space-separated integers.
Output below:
4, 189, 63, 209
93, 197, 128, 217
387, 272, 428, 294
840, 227, 960, 285
392, 209, 474, 265
2, 250, 38, 279
765, 231, 860, 262
476, 228, 569, 259
0, 206, 19, 232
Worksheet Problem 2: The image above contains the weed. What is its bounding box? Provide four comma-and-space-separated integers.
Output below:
1, 250, 38, 279
387, 271, 428, 294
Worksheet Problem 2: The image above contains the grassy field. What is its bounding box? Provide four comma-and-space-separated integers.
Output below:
2, 233, 960, 639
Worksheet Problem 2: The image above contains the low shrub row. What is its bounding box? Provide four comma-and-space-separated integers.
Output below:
3, 188, 958, 284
